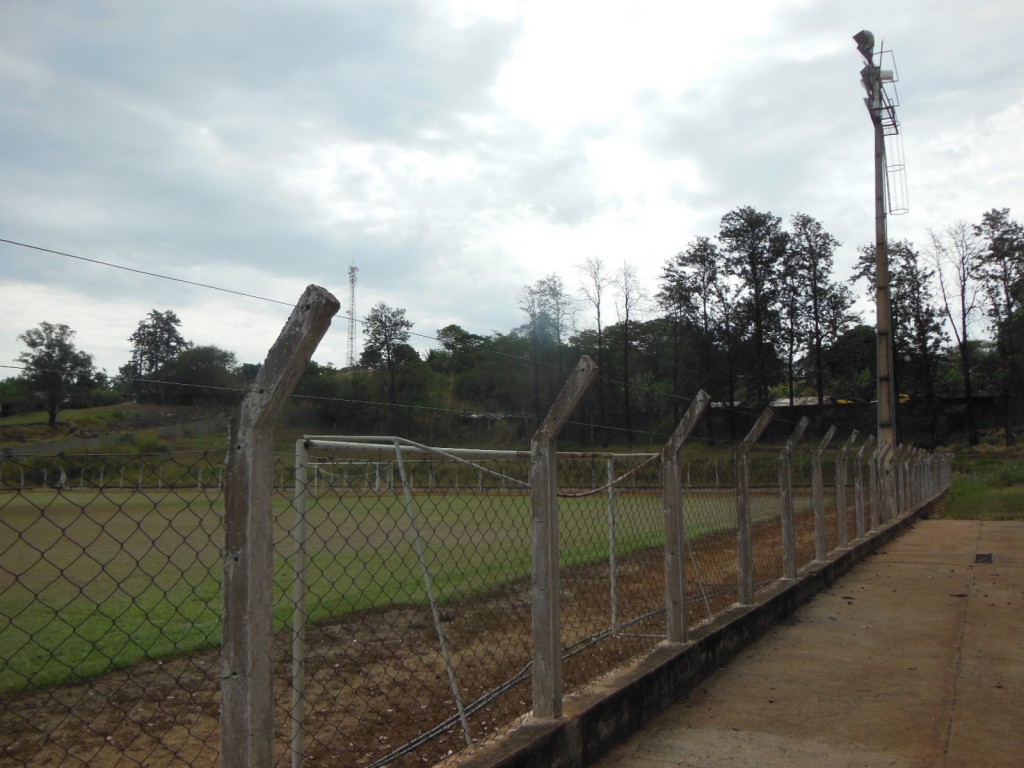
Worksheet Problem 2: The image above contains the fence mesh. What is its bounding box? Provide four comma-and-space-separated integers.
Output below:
0, 451, 224, 768
0, 438, 947, 768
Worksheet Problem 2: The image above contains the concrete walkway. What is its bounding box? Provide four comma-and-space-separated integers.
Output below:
594, 520, 1023, 768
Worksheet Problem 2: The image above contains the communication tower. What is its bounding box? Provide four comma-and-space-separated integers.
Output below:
346, 264, 358, 368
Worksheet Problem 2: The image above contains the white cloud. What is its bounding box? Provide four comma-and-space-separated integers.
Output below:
2, 0, 1023, 377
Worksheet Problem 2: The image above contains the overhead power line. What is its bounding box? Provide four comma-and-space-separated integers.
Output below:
0, 237, 295, 306
2, 237, 802, 430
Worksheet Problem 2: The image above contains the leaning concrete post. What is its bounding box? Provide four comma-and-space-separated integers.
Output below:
531, 356, 597, 720
835, 430, 859, 549
868, 443, 881, 531
222, 285, 340, 768
779, 416, 809, 581
663, 390, 711, 643
736, 407, 774, 604
812, 426, 837, 561
854, 435, 875, 539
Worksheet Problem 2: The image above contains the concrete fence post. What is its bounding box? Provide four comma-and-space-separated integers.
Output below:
854, 435, 875, 540
921, 451, 930, 504
812, 426, 837, 561
531, 356, 597, 720
923, 451, 932, 504
736, 407, 774, 604
291, 439, 309, 768
606, 457, 619, 634
883, 443, 897, 523
222, 285, 340, 768
779, 416, 809, 581
906, 448, 916, 509
895, 444, 906, 517
663, 390, 711, 643
835, 430, 859, 549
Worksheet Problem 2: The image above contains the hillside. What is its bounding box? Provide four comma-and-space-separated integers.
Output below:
0, 404, 231, 455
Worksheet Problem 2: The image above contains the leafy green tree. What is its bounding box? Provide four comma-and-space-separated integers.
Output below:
718, 206, 786, 405
157, 345, 243, 405
429, 324, 486, 376
238, 363, 262, 382
974, 208, 1024, 327
824, 324, 876, 402
360, 302, 414, 406
777, 247, 805, 407
857, 240, 946, 441
453, 332, 531, 417
789, 213, 844, 409
657, 236, 734, 437
0, 377, 33, 417
128, 309, 191, 375
16, 321, 95, 427
126, 310, 192, 402
974, 208, 1024, 443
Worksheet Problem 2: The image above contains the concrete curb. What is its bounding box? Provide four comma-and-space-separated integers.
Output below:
456, 499, 939, 768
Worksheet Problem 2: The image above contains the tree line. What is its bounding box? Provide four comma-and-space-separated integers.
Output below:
4, 310, 248, 426
5, 206, 1022, 445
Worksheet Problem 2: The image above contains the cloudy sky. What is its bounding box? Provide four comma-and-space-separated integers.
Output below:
2, 0, 1022, 377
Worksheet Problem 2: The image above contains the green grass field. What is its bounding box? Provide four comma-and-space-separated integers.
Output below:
940, 446, 1024, 520
0, 484, 753, 694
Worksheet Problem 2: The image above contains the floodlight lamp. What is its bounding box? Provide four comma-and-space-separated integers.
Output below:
853, 30, 875, 62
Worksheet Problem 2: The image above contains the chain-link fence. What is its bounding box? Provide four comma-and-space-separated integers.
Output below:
0, 451, 226, 767
0, 431, 952, 767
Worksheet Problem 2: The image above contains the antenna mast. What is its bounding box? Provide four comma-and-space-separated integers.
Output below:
346, 264, 358, 368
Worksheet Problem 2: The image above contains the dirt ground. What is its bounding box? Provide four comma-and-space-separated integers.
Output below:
0, 511, 843, 768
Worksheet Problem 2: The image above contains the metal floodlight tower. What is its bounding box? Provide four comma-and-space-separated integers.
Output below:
854, 29, 905, 460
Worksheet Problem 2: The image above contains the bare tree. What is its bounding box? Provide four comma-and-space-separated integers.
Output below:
929, 222, 984, 444
519, 273, 575, 417
615, 260, 645, 445
579, 257, 613, 442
